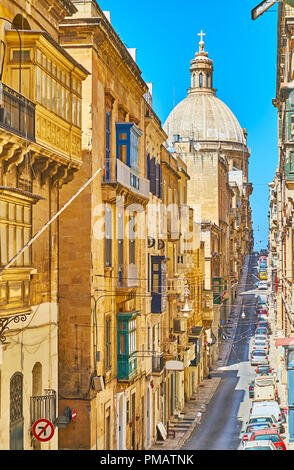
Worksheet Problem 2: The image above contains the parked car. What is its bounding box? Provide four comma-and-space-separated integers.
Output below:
257, 314, 269, 323
256, 365, 272, 375
255, 327, 270, 336
247, 415, 279, 430
257, 321, 272, 334
259, 273, 268, 281
250, 350, 269, 366
251, 341, 269, 354
249, 429, 286, 450
254, 334, 269, 343
253, 375, 278, 402
258, 280, 268, 288
249, 380, 255, 398
256, 308, 268, 316
241, 422, 274, 446
242, 440, 276, 450
250, 401, 285, 433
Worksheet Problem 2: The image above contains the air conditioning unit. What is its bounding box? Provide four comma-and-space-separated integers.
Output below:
92, 375, 105, 393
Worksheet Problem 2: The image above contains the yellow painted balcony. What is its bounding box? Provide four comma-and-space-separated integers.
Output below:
2, 30, 88, 169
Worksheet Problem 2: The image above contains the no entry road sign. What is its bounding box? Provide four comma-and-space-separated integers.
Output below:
32, 418, 55, 442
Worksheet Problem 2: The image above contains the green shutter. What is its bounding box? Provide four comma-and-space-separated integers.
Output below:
286, 0, 294, 6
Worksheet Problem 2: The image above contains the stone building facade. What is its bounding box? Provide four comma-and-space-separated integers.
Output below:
0, 0, 88, 450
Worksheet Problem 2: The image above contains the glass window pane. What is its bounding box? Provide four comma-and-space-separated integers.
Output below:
36, 67, 41, 102
72, 94, 76, 124
8, 225, 14, 261
0, 224, 7, 265
42, 71, 46, 106
52, 80, 56, 112
120, 334, 126, 355
57, 84, 60, 115
47, 76, 51, 109
16, 227, 23, 266
0, 201, 7, 219
24, 228, 30, 265
24, 207, 30, 225
16, 205, 23, 223
9, 203, 15, 221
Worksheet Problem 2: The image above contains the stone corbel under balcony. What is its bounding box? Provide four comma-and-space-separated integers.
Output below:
0, 132, 80, 188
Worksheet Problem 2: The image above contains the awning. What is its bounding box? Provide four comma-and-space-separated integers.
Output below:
165, 360, 184, 371
275, 337, 294, 347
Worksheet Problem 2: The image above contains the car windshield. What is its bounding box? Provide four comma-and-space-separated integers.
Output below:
247, 425, 269, 432
250, 418, 272, 423
245, 447, 272, 450
254, 435, 281, 443
253, 352, 266, 356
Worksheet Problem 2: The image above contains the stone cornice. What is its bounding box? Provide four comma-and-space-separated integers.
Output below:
59, 17, 147, 95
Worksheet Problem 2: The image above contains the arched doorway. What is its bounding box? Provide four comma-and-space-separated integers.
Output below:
9, 372, 24, 450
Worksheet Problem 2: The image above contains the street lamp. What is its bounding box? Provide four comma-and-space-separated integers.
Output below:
241, 310, 246, 320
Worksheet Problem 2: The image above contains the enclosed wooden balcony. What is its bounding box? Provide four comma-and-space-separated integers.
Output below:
0, 29, 89, 187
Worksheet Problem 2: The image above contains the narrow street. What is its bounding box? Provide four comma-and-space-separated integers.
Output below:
182, 254, 259, 450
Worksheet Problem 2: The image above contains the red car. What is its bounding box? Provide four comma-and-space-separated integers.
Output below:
249, 429, 286, 450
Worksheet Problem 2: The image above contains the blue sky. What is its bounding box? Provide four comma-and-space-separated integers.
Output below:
99, 0, 278, 250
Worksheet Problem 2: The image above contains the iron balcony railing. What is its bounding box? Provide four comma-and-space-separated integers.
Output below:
30, 390, 56, 426
103, 158, 150, 199
152, 352, 164, 374
117, 264, 139, 289
0, 82, 35, 140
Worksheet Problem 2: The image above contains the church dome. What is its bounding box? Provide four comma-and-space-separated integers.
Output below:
163, 32, 245, 147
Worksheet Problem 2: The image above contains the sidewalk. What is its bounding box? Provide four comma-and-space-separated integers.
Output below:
268, 296, 294, 450
150, 257, 250, 450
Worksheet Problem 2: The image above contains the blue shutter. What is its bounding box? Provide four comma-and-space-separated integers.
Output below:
106, 111, 111, 180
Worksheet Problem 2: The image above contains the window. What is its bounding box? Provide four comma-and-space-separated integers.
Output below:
291, 116, 294, 139
117, 314, 138, 380
116, 123, 142, 171
199, 73, 203, 88
151, 256, 167, 313
105, 407, 111, 449
105, 111, 111, 181
0, 200, 32, 267
129, 215, 136, 264
105, 205, 112, 267
106, 317, 111, 371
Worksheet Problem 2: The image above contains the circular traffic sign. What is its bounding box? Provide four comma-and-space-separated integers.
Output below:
71, 409, 77, 422
32, 419, 55, 442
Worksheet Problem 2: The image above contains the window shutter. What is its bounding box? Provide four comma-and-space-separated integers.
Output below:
150, 157, 156, 195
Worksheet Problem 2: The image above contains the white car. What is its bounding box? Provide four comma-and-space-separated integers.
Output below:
251, 341, 269, 354
254, 334, 269, 344
258, 281, 268, 290
242, 440, 276, 450
250, 401, 285, 432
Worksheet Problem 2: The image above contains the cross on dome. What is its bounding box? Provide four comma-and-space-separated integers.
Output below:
198, 30, 205, 42
198, 30, 206, 52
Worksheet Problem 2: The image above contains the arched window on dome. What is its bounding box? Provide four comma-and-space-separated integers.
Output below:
206, 73, 210, 88
199, 73, 203, 88
193, 74, 196, 88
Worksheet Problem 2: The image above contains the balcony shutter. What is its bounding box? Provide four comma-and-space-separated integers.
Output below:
173, 319, 181, 333
149, 158, 156, 195
158, 164, 162, 199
